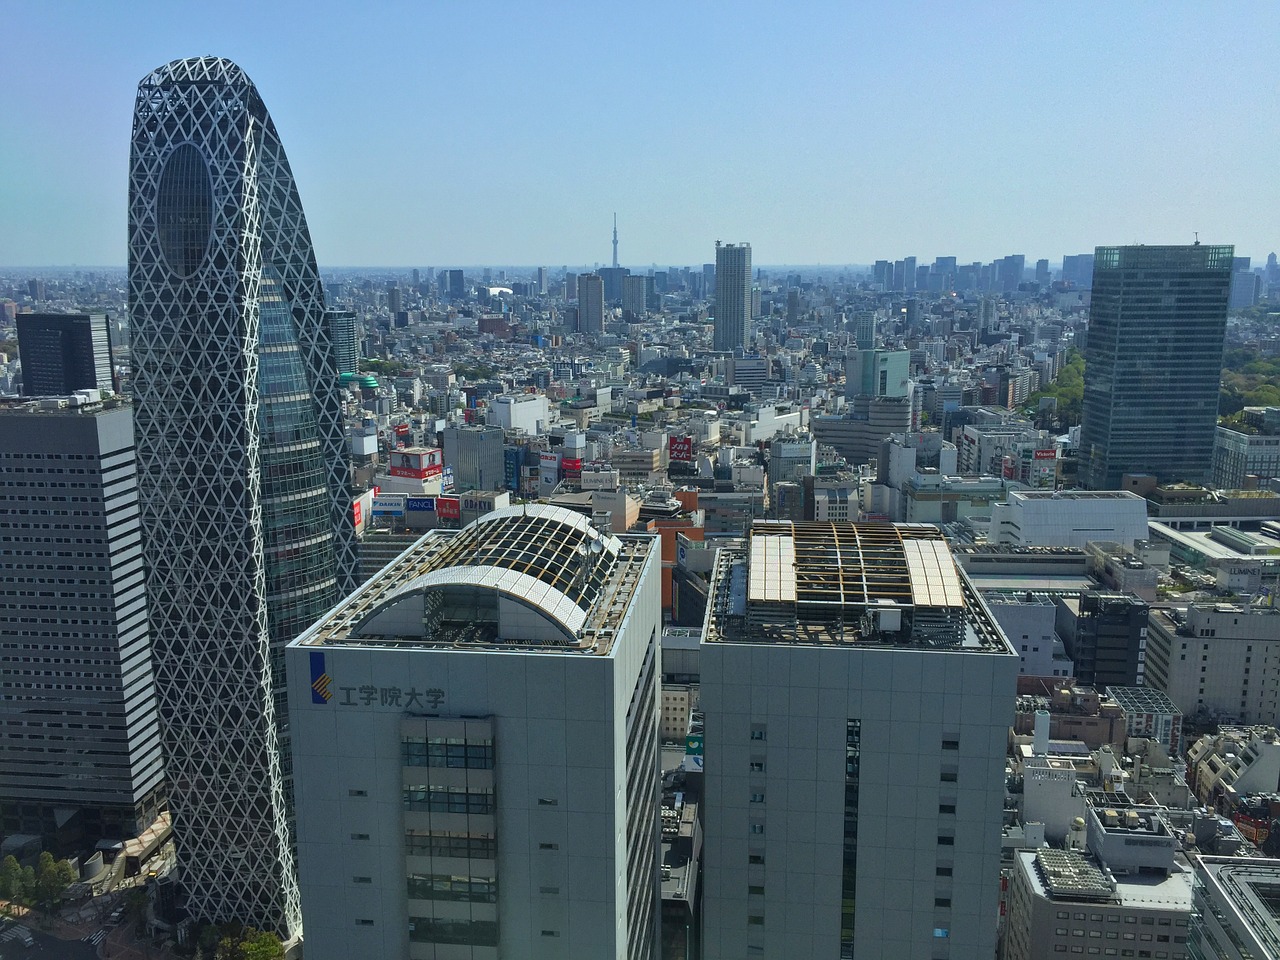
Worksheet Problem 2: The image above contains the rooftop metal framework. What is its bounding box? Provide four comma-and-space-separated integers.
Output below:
301, 505, 650, 655
707, 521, 1009, 650
1034, 849, 1116, 901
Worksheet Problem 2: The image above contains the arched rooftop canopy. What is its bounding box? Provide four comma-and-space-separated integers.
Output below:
355, 504, 622, 642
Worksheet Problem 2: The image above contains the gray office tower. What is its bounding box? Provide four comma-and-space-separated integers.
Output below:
443, 424, 506, 492
128, 56, 356, 937
700, 521, 1018, 960
16, 312, 114, 396
713, 241, 752, 352
1080, 244, 1233, 490
578, 272, 605, 334
0, 394, 166, 848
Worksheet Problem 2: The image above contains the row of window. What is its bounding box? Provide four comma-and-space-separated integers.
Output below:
401, 738, 494, 769
407, 872, 497, 903
405, 830, 496, 859
407, 918, 497, 946
403, 785, 494, 814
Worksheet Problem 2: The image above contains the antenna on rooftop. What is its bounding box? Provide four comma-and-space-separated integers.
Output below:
1194, 231, 1200, 246
612, 213, 619, 269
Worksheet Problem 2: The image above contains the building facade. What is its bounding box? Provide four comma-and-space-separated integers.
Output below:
1080, 244, 1233, 490
1190, 857, 1280, 959
289, 506, 661, 959
1144, 602, 1280, 725
16, 312, 114, 396
128, 56, 356, 936
992, 490, 1150, 551
578, 272, 605, 334
1212, 424, 1280, 490
1054, 591, 1150, 690
443, 424, 505, 492
0, 395, 166, 847
326, 308, 361, 375
713, 242, 752, 352
700, 521, 1018, 959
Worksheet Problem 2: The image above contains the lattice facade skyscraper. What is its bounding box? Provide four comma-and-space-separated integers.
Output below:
128, 57, 355, 937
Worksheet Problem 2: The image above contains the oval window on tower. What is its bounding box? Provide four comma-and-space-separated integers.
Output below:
156, 143, 213, 279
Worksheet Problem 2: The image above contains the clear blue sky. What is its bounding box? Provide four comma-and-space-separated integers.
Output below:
3, 1, 1277, 268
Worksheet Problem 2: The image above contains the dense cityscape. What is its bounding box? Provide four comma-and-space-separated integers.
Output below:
3, 38, 1280, 960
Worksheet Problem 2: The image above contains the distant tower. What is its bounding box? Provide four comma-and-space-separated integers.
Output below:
578, 273, 605, 334
612, 213, 619, 269
713, 241, 752, 352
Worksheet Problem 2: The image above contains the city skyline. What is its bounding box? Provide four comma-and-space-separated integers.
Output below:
3, 2, 1278, 268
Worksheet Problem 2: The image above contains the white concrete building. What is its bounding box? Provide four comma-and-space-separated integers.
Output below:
289, 506, 661, 960
1145, 603, 1280, 725
487, 392, 550, 435
700, 521, 1018, 959
984, 592, 1073, 677
992, 490, 1150, 550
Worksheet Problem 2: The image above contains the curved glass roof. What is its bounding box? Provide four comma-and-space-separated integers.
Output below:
356, 504, 622, 640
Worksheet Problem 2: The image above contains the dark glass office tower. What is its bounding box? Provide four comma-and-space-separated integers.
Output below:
128, 56, 355, 937
1080, 244, 1233, 490
16, 312, 114, 395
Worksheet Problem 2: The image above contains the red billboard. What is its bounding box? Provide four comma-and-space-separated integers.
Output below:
562, 456, 582, 479
669, 435, 694, 463
1033, 448, 1057, 460
436, 496, 460, 520
389, 448, 443, 479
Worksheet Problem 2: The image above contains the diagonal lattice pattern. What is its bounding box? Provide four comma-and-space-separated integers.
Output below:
128, 56, 356, 939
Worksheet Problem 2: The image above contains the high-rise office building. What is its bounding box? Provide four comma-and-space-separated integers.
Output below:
16, 312, 114, 396
903, 255, 918, 291
713, 241, 752, 352
443, 424, 506, 492
1079, 244, 1233, 490
851, 311, 876, 350
536, 265, 548, 295
289, 505, 661, 960
0, 394, 166, 847
578, 272, 605, 334
128, 56, 356, 936
564, 271, 578, 301
327, 308, 361, 375
598, 265, 629, 303
622, 273, 648, 319
844, 348, 910, 400
1061, 253, 1095, 288
700, 521, 1017, 959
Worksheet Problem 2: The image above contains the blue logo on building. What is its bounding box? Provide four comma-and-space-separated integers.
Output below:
310, 651, 332, 704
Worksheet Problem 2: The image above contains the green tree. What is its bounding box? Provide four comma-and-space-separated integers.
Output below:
0, 855, 21, 900
241, 930, 284, 960
33, 851, 74, 909
213, 924, 283, 960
